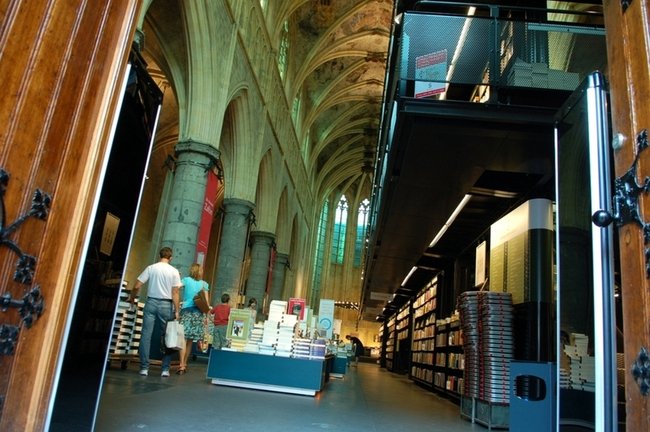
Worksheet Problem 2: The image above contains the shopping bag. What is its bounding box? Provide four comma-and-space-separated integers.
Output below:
164, 320, 185, 350
193, 289, 211, 314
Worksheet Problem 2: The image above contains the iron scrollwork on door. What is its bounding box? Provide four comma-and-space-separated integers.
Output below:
632, 347, 650, 396
593, 129, 650, 277
621, 0, 633, 13
0, 168, 51, 355
592, 130, 650, 396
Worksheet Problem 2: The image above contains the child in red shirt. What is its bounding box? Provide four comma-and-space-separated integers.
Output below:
210, 293, 231, 349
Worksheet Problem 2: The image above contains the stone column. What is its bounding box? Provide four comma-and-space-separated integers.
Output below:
213, 198, 255, 301
161, 140, 219, 277
245, 230, 275, 316
268, 252, 289, 302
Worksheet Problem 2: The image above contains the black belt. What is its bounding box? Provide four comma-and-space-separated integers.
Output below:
148, 297, 172, 302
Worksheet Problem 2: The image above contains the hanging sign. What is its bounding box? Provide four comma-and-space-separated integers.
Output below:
414, 49, 448, 98
195, 169, 220, 265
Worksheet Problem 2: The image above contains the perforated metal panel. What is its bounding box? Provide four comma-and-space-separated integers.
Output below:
398, 11, 606, 99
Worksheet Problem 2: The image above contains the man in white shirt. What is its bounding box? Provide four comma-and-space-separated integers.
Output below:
128, 246, 182, 377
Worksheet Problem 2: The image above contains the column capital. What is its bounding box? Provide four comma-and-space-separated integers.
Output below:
175, 139, 221, 165
222, 198, 255, 216
274, 252, 289, 266
249, 230, 275, 246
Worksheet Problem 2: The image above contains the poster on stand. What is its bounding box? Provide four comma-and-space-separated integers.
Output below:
333, 319, 342, 338
318, 299, 335, 339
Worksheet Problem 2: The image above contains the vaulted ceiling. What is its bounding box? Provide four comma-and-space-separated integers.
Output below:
141, 0, 393, 203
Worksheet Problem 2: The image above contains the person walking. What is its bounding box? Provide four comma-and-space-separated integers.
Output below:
177, 263, 209, 374
210, 293, 231, 349
128, 246, 182, 377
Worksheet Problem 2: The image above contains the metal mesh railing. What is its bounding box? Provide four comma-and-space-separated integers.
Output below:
398, 7, 606, 101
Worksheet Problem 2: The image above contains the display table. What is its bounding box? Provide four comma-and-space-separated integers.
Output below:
207, 349, 332, 396
330, 356, 348, 378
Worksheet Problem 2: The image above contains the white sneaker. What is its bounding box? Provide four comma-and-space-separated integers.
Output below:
161, 370, 170, 377
139, 369, 148, 376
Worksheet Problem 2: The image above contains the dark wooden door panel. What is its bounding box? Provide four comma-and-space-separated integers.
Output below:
0, 0, 140, 430
604, 1, 650, 431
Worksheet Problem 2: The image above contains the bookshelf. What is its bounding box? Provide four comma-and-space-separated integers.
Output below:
410, 276, 438, 387
393, 301, 412, 373
378, 323, 386, 368
385, 315, 396, 371
433, 313, 464, 398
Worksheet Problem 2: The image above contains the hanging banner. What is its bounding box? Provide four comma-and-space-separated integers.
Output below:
196, 169, 220, 265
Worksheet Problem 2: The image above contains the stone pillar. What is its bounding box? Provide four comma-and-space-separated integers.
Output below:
245, 230, 275, 316
269, 252, 289, 302
161, 140, 219, 277
213, 198, 255, 301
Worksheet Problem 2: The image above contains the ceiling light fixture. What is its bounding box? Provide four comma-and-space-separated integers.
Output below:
401, 266, 418, 286
440, 7, 476, 101
429, 194, 472, 248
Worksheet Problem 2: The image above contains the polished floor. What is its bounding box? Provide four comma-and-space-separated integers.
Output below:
94, 358, 483, 432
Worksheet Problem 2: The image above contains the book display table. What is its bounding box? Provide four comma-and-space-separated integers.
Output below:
330, 356, 348, 378
207, 349, 332, 396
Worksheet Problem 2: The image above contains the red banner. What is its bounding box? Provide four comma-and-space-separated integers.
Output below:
195, 169, 220, 265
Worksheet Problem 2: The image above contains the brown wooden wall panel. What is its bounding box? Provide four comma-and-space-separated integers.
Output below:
604, 1, 650, 431
0, 0, 141, 430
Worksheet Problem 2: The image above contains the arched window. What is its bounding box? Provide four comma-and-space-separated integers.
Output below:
311, 200, 329, 306
292, 88, 302, 132
302, 127, 311, 163
354, 198, 370, 267
278, 21, 289, 80
331, 195, 348, 264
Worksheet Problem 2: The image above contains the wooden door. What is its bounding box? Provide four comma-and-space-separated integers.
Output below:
604, 1, 650, 431
0, 1, 140, 430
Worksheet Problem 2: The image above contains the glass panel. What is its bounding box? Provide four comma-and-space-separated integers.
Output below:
554, 71, 617, 431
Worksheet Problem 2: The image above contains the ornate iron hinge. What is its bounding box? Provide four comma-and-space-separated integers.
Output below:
593, 129, 650, 277
622, 0, 633, 13
0, 168, 51, 355
632, 347, 650, 396
592, 131, 650, 397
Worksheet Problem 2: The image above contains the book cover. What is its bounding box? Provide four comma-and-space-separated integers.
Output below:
287, 297, 306, 320
226, 308, 254, 344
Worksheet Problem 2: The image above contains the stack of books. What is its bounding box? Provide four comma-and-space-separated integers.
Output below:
250, 323, 264, 343
505, 58, 579, 91
268, 300, 288, 321
258, 343, 275, 356
293, 337, 312, 359
230, 338, 248, 351
563, 333, 595, 392
109, 284, 143, 357
309, 338, 327, 359
276, 314, 297, 357
262, 320, 279, 346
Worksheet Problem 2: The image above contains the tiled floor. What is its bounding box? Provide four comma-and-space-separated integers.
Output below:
94, 359, 482, 431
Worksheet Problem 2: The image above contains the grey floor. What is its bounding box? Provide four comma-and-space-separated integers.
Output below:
94, 358, 482, 432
